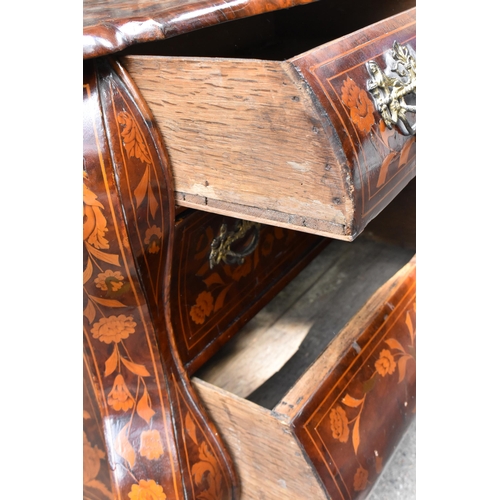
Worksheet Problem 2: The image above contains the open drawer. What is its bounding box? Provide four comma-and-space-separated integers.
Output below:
84, 0, 416, 240
191, 182, 416, 498
83, 1, 416, 498
118, 6, 416, 240
170, 209, 328, 373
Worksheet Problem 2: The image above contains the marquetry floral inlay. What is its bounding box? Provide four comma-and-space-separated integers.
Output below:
139, 430, 164, 460
353, 466, 369, 492
144, 225, 162, 254
324, 305, 416, 493
185, 413, 224, 500
190, 291, 215, 325
118, 110, 160, 222
329, 406, 349, 443
91, 315, 137, 344
84, 431, 106, 485
83, 168, 162, 479
83, 410, 113, 499
192, 442, 223, 500
84, 172, 110, 250
374, 349, 396, 377
128, 479, 166, 500
108, 374, 135, 411
118, 111, 152, 165
95, 270, 125, 291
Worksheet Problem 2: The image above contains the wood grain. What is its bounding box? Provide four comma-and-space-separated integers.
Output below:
193, 378, 327, 500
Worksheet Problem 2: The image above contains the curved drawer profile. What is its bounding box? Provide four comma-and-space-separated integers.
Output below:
121, 7, 416, 240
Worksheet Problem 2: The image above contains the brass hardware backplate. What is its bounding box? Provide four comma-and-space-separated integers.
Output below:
209, 220, 261, 269
366, 41, 416, 136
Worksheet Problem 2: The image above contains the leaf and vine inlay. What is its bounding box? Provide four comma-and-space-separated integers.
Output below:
84, 171, 110, 250
118, 110, 159, 221
353, 466, 369, 492
337, 310, 416, 458
83, 169, 160, 476
321, 305, 417, 497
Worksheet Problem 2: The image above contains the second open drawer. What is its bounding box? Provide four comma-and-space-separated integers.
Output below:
120, 6, 416, 241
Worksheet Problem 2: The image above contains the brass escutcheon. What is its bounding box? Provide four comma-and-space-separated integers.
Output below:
209, 219, 261, 269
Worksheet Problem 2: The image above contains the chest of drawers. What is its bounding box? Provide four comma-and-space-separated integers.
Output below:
83, 1, 416, 498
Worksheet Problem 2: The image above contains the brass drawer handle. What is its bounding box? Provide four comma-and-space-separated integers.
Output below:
366, 41, 416, 136
209, 220, 261, 269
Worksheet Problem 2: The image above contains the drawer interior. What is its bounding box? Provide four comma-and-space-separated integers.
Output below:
120, 0, 416, 60
194, 178, 415, 409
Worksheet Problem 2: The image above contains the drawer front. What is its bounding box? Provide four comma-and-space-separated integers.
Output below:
170, 211, 327, 372
122, 8, 416, 240
290, 258, 416, 499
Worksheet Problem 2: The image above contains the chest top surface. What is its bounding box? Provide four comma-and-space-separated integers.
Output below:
83, 0, 316, 59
